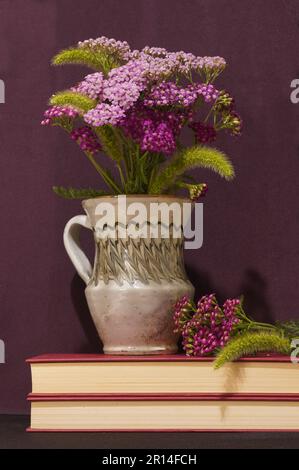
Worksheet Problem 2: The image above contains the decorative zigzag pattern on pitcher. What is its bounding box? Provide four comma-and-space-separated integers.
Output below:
91, 236, 188, 285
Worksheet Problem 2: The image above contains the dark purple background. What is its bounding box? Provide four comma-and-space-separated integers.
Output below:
1, 0, 299, 413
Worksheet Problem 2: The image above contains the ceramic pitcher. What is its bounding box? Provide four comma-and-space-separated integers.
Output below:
63, 195, 194, 355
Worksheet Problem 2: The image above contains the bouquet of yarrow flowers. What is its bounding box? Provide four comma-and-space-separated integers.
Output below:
42, 36, 242, 199
173, 294, 299, 367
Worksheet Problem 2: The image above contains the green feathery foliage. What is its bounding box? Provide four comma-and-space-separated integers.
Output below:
53, 186, 107, 199
50, 91, 96, 114
52, 48, 120, 74
214, 332, 291, 369
95, 126, 123, 162
149, 145, 235, 194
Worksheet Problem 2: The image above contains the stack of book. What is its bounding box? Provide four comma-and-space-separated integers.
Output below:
27, 354, 299, 431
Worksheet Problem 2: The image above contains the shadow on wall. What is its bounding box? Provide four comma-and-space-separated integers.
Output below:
239, 269, 274, 324
186, 265, 274, 324
71, 274, 103, 353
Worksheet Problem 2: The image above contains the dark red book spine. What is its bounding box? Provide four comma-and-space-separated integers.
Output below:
26, 428, 299, 433
27, 392, 299, 402
26, 353, 291, 363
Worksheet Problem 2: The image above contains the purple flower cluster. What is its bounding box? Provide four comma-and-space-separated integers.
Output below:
193, 55, 226, 72
77, 36, 226, 78
129, 46, 226, 77
82, 61, 148, 127
70, 126, 101, 154
79, 69, 220, 138
141, 121, 176, 154
189, 121, 217, 144
103, 80, 142, 109
144, 82, 219, 108
122, 104, 190, 154
78, 36, 131, 60
102, 61, 147, 109
141, 46, 168, 57
173, 294, 240, 356
143, 56, 181, 80
173, 296, 194, 332
74, 72, 104, 100
41, 106, 78, 125
198, 84, 219, 103
144, 82, 198, 107
76, 36, 225, 131
84, 103, 125, 127
44, 37, 241, 161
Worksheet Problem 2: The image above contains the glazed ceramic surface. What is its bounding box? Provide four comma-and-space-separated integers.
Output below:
63, 195, 194, 355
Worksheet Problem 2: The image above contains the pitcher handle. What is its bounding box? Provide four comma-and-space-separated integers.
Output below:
63, 215, 93, 285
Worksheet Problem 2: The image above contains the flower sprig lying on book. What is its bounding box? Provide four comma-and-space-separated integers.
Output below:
173, 294, 299, 365
42, 36, 242, 198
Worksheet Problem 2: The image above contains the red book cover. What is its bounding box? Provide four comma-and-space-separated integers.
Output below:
27, 392, 299, 402
26, 353, 291, 364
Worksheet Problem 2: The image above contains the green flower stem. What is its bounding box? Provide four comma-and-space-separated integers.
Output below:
116, 132, 131, 184
134, 145, 141, 191
187, 71, 193, 83
250, 321, 277, 330
61, 125, 121, 194
129, 150, 135, 180
234, 322, 276, 333
148, 166, 157, 191
148, 153, 164, 191
129, 141, 139, 180
116, 162, 126, 190
236, 304, 278, 333
121, 137, 137, 189
204, 106, 214, 123
84, 151, 121, 194
110, 127, 125, 156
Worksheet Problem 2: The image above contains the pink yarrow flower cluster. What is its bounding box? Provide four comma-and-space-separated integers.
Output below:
144, 82, 197, 107
41, 105, 78, 125
122, 104, 191, 154
83, 60, 148, 127
74, 49, 225, 153
141, 121, 176, 154
189, 122, 217, 144
84, 103, 125, 127
144, 82, 219, 108
43, 36, 242, 161
102, 61, 147, 109
128, 46, 226, 76
71, 40, 225, 136
74, 72, 104, 100
78, 36, 131, 61
173, 294, 240, 356
70, 126, 101, 154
